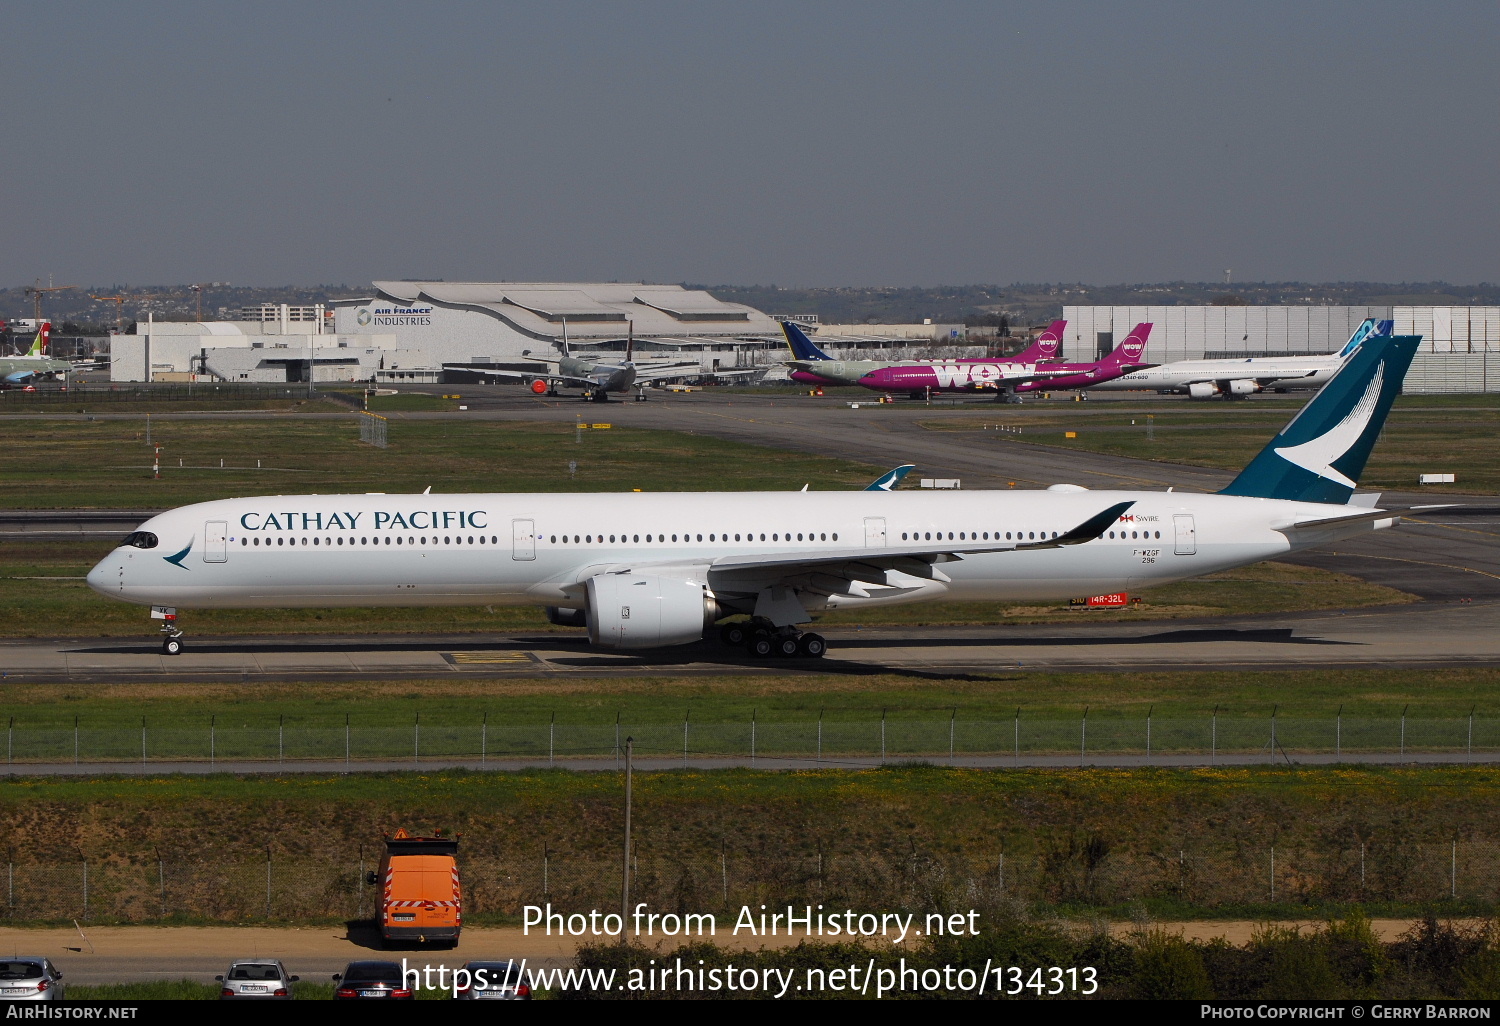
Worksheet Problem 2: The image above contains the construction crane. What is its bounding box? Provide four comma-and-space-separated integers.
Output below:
187, 283, 211, 321
23, 281, 77, 322
90, 293, 160, 333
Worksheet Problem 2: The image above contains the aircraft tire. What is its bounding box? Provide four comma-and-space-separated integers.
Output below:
747, 636, 775, 658
720, 623, 750, 646
797, 633, 826, 658
162, 637, 183, 656
773, 636, 800, 658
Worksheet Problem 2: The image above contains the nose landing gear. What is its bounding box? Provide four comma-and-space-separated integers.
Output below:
152, 607, 184, 655
718, 619, 826, 659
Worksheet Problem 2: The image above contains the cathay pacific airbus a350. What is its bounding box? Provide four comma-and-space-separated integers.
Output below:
90, 334, 1427, 658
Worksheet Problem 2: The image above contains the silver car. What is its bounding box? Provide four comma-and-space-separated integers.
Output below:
216, 960, 297, 999
454, 960, 532, 1000
0, 959, 64, 1001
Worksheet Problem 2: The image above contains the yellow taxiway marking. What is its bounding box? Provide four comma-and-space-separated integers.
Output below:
450, 651, 532, 664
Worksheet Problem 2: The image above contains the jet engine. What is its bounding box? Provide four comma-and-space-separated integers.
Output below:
586, 573, 719, 649
1187, 382, 1218, 398
1227, 379, 1260, 395
531, 380, 548, 394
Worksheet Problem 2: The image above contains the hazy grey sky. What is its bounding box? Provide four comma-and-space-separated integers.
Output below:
5, 1, 1496, 287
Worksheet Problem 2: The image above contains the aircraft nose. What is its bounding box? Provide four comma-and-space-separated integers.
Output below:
86, 557, 116, 596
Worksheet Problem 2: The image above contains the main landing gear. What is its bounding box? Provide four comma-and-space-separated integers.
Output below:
718, 619, 826, 659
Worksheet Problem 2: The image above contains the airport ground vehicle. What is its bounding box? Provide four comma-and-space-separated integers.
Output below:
217, 960, 297, 999
370, 829, 462, 945
454, 960, 532, 1000
333, 961, 412, 1000
0, 959, 64, 1001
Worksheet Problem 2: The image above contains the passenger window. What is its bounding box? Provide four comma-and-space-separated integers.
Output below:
831, 533, 837, 541
820, 533, 826, 541
797, 533, 803, 541
734, 534, 740, 541
901, 533, 908, 540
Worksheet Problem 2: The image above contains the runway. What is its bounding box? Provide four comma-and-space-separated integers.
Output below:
5, 597, 1500, 683
5, 389, 1497, 680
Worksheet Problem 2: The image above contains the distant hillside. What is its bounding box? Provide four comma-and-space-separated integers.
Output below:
0, 283, 371, 333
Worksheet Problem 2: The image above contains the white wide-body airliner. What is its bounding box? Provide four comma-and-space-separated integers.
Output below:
1089, 318, 1392, 397
89, 334, 1425, 658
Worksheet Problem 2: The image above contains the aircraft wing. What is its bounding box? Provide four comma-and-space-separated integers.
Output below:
483, 369, 602, 389
1177, 370, 1319, 388
630, 364, 732, 383
570, 501, 1134, 587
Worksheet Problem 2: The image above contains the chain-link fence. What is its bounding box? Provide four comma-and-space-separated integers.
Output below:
4, 842, 1498, 922
0, 713, 1494, 768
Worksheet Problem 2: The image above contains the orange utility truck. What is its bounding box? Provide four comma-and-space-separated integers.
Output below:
374, 829, 462, 945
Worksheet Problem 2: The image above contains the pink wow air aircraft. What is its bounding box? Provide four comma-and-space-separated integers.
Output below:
784, 319, 1069, 388
856, 323, 1155, 401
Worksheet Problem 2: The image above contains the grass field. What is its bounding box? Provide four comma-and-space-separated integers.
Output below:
1, 666, 1494, 728
921, 394, 1500, 493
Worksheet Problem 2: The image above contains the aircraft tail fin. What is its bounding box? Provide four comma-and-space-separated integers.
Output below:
1009, 319, 1066, 363
1098, 323, 1152, 367
28, 322, 50, 357
1336, 317, 1393, 359
864, 464, 915, 492
782, 321, 833, 362
1219, 334, 1420, 504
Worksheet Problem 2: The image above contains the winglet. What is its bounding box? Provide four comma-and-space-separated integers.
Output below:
782, 321, 834, 362
1016, 501, 1136, 549
864, 464, 916, 491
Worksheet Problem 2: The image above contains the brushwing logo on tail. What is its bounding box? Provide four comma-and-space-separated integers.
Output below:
1272, 365, 1384, 489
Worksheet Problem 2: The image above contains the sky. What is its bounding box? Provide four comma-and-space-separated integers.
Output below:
4, 0, 1496, 287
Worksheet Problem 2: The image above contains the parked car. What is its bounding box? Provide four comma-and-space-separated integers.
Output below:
0, 959, 64, 1001
216, 960, 297, 999
454, 960, 532, 1000
333, 960, 413, 1000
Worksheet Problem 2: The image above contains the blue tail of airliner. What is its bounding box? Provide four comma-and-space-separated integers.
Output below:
1219, 333, 1420, 504
1336, 317, 1394, 359
782, 321, 834, 362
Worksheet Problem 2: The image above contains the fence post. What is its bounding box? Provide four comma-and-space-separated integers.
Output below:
414, 713, 420, 765
721, 851, 728, 906
1014, 707, 1020, 767
6, 862, 10, 909
683, 710, 689, 766
265, 848, 272, 920
1146, 705, 1153, 762
1270, 705, 1277, 757
543, 842, 549, 896
549, 712, 555, 766
998, 852, 1004, 892
82, 861, 88, 921
1360, 842, 1365, 890
751, 709, 756, 767
880, 708, 886, 763
1469, 706, 1475, 761
141, 716, 147, 769
357, 845, 365, 918
210, 715, 216, 769
1336, 705, 1342, 759
1270, 847, 1275, 902
950, 708, 956, 764
1401, 704, 1407, 756
614, 711, 621, 768
1452, 840, 1458, 900
1211, 706, 1217, 766
278, 714, 284, 767
1080, 707, 1088, 768
481, 711, 488, 766
159, 857, 165, 918
7, 717, 11, 776
345, 714, 350, 769
74, 717, 79, 768
817, 709, 823, 764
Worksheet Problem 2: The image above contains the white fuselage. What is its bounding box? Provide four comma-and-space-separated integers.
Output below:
86, 489, 1392, 613
1090, 353, 1346, 393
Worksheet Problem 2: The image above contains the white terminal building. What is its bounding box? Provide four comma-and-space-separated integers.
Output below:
1063, 305, 1500, 393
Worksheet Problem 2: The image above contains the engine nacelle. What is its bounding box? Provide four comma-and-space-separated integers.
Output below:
545, 606, 587, 627
586, 573, 717, 649
1187, 382, 1218, 398
1227, 378, 1260, 395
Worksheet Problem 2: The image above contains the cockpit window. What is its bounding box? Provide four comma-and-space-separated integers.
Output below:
122, 531, 158, 550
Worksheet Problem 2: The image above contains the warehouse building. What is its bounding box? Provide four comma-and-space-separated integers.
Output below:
330, 281, 782, 377
1063, 305, 1500, 393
